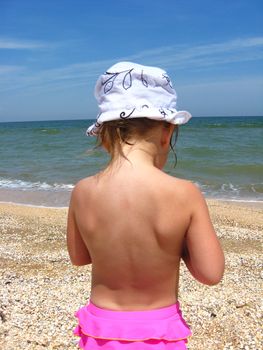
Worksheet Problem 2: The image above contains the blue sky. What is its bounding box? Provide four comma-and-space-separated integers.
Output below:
0, 0, 262, 122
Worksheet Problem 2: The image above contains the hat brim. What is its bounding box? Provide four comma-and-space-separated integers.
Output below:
86, 109, 192, 136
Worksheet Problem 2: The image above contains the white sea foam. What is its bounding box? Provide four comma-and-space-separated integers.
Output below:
195, 181, 263, 201
0, 178, 74, 191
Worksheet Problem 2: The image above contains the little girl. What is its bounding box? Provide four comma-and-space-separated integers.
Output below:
67, 62, 225, 349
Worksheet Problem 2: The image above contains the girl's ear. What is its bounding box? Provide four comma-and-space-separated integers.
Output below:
161, 124, 175, 147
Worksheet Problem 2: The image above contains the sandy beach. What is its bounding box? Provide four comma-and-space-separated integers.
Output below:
0, 200, 262, 350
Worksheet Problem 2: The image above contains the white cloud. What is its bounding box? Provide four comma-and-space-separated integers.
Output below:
0, 60, 117, 94
0, 36, 262, 95
128, 36, 263, 69
0, 65, 25, 74
0, 38, 47, 49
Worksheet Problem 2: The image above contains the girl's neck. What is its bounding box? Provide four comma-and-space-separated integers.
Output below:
108, 139, 168, 170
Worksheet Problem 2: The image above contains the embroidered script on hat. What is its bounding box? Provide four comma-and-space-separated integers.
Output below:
101, 68, 173, 95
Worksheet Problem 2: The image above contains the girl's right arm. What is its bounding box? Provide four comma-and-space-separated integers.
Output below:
182, 183, 225, 285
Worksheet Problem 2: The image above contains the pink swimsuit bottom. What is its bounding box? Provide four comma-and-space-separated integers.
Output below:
74, 301, 192, 349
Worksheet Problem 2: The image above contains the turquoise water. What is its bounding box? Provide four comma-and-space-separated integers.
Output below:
0, 117, 262, 206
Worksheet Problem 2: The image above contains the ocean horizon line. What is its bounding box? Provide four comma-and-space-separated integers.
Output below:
0, 115, 263, 124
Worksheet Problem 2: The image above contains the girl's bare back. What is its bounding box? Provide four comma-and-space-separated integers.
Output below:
67, 162, 224, 311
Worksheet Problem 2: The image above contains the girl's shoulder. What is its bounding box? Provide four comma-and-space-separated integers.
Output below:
163, 172, 201, 194
160, 173, 205, 207
70, 175, 98, 203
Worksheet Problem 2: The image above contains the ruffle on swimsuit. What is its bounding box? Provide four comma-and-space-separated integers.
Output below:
74, 301, 192, 350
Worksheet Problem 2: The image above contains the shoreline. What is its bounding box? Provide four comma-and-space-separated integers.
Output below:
0, 200, 262, 349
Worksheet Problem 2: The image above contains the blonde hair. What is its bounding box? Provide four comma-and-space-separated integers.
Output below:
97, 118, 178, 165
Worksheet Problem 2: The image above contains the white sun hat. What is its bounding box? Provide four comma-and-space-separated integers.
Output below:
86, 61, 191, 136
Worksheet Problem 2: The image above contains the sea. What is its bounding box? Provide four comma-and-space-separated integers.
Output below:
0, 116, 262, 207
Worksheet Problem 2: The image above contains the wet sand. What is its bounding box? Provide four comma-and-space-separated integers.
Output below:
0, 200, 262, 349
